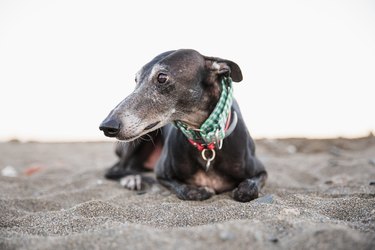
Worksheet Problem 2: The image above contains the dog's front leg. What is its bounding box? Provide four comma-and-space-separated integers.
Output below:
158, 178, 215, 201
105, 142, 143, 179
105, 130, 161, 180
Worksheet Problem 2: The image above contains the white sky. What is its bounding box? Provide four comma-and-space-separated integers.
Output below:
0, 0, 374, 141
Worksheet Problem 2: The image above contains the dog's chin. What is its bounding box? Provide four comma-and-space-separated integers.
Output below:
116, 133, 142, 142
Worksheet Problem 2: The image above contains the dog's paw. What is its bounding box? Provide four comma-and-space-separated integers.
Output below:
176, 185, 215, 201
232, 179, 259, 202
120, 175, 142, 191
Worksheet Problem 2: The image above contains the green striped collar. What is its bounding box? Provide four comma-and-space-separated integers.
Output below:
175, 77, 234, 148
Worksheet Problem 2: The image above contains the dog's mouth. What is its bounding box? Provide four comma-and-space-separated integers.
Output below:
120, 135, 140, 141
117, 121, 161, 142
143, 121, 160, 131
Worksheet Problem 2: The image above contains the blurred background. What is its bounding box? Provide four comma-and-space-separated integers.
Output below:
0, 0, 374, 142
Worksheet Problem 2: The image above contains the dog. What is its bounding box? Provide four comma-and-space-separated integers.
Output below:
99, 49, 267, 202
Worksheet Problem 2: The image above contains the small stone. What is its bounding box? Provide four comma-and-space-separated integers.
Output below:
369, 181, 375, 186
219, 230, 235, 241
136, 190, 147, 195
369, 159, 375, 166
286, 145, 297, 154
1, 165, 17, 177
282, 208, 300, 216
269, 236, 279, 243
324, 180, 333, 185
96, 179, 103, 185
255, 194, 274, 204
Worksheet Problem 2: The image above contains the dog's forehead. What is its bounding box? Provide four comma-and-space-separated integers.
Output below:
160, 50, 205, 71
137, 50, 204, 80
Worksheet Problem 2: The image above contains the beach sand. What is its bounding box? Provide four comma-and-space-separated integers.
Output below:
1, 136, 374, 249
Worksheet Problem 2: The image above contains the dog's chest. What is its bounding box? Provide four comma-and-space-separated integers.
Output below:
187, 169, 235, 193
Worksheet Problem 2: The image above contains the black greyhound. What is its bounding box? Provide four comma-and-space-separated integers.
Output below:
99, 49, 267, 202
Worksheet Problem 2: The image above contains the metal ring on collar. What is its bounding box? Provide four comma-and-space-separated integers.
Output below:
201, 148, 216, 161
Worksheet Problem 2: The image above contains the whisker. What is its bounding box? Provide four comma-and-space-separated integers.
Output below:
146, 133, 155, 146
139, 135, 148, 142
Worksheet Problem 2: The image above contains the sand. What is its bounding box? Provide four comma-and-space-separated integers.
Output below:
0, 136, 374, 250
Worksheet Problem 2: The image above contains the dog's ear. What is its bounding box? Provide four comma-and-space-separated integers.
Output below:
204, 56, 243, 82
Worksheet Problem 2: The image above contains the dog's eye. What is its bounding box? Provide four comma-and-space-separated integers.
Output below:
157, 73, 168, 83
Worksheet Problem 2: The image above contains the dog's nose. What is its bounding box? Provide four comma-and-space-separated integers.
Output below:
99, 118, 121, 137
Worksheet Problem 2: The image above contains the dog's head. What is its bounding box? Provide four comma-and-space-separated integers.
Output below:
99, 49, 242, 141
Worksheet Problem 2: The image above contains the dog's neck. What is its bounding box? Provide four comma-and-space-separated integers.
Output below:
177, 80, 223, 129
175, 77, 234, 146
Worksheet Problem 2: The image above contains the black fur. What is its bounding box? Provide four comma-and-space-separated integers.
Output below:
100, 49, 267, 202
